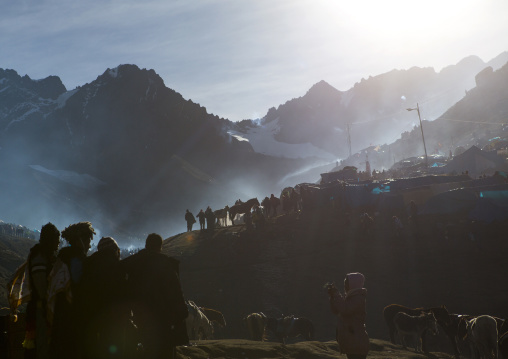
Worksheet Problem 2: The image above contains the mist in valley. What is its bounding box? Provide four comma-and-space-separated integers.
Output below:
0, 140, 334, 248
2, 54, 508, 248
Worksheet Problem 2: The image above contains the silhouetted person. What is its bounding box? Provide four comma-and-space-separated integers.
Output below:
261, 196, 271, 218
24, 222, 60, 359
328, 273, 369, 359
48, 222, 96, 359
252, 206, 265, 230
122, 233, 188, 359
184, 209, 196, 232
269, 194, 279, 217
290, 188, 299, 213
81, 237, 133, 359
197, 209, 206, 230
205, 206, 215, 231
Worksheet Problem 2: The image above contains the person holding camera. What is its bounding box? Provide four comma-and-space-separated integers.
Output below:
327, 272, 369, 359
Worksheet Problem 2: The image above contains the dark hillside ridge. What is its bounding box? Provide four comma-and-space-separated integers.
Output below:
0, 65, 312, 237
163, 210, 508, 349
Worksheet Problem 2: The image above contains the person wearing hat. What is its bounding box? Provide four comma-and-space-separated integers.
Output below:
48, 221, 96, 359
80, 236, 132, 359
327, 272, 370, 359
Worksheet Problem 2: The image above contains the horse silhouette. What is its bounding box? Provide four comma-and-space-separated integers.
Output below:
464, 315, 498, 359
185, 300, 213, 340
244, 312, 267, 341
384, 304, 457, 356
229, 198, 259, 225
265, 315, 315, 344
199, 306, 227, 338
214, 205, 229, 227
393, 312, 438, 352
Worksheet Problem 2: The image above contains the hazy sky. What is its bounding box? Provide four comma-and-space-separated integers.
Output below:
1, 0, 507, 121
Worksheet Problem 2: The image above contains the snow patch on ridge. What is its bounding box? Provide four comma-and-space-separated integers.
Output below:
228, 118, 335, 160
108, 67, 119, 78
56, 89, 78, 109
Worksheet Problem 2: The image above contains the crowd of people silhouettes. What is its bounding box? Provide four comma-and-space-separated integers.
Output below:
20, 221, 188, 359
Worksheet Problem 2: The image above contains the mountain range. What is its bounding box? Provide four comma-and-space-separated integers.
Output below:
1, 51, 507, 240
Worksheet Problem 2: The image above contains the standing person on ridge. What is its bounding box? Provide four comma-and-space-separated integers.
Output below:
205, 206, 215, 231
23, 222, 61, 359
197, 209, 206, 231
184, 209, 196, 232
327, 272, 369, 359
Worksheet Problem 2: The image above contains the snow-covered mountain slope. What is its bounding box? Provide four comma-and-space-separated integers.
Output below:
228, 118, 336, 160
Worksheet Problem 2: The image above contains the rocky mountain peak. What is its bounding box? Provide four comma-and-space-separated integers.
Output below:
304, 80, 342, 103
0, 68, 66, 100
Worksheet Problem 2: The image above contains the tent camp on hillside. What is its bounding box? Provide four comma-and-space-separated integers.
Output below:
436, 145, 506, 177
300, 167, 508, 222
320, 166, 359, 183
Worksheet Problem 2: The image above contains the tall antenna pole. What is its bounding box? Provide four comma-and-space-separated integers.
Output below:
407, 103, 428, 168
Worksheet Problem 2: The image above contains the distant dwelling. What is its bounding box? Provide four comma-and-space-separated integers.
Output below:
437, 145, 506, 177
308, 145, 508, 223
308, 159, 508, 222
320, 166, 359, 183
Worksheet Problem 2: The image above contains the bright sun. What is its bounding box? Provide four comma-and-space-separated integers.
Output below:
308, 0, 482, 54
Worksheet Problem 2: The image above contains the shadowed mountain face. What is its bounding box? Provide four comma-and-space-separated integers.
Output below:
0, 65, 314, 238
260, 54, 508, 158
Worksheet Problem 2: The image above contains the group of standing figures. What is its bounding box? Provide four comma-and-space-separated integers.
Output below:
184, 191, 302, 233
185, 207, 218, 232
12, 221, 189, 359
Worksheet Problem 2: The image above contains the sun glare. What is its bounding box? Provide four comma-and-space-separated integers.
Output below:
303, 0, 481, 58
342, 1, 477, 42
